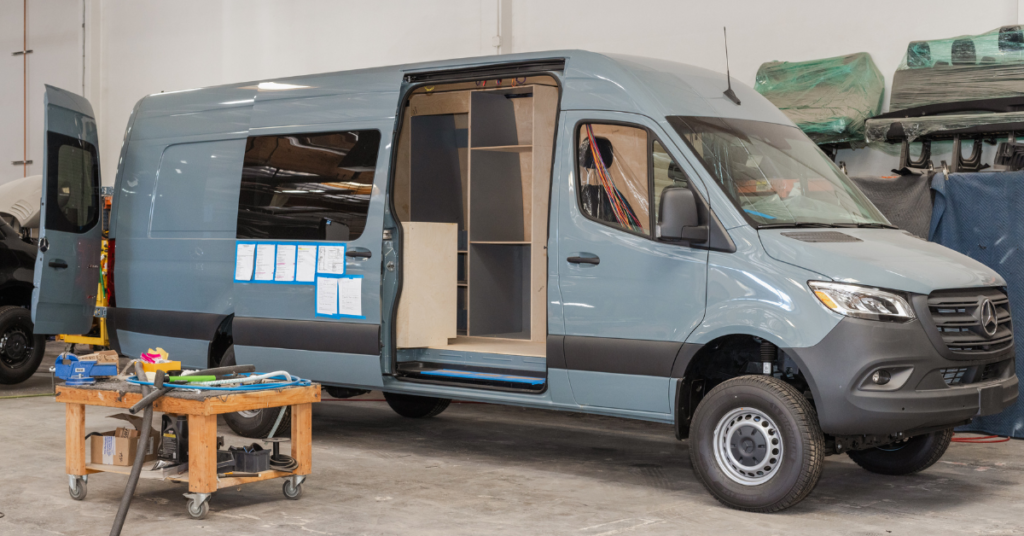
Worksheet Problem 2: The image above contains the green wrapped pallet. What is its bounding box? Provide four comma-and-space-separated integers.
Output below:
754, 52, 884, 145
890, 26, 1024, 111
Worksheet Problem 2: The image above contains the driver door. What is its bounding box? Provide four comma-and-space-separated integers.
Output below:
31, 86, 102, 335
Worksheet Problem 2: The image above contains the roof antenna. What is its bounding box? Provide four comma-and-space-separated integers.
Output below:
722, 27, 741, 105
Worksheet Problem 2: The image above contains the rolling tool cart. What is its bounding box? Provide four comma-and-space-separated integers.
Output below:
56, 380, 320, 519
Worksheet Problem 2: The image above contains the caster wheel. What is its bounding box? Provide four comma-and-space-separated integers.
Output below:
69, 479, 87, 501
283, 480, 303, 500
187, 499, 209, 520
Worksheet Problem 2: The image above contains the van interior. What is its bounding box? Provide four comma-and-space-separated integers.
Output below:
391, 76, 558, 391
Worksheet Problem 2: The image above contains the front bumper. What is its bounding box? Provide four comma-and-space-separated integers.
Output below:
785, 316, 1019, 436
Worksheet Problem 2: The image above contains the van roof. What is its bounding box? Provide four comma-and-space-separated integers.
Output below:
130, 50, 791, 142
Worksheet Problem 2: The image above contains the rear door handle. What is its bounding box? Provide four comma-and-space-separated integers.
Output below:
346, 249, 372, 259
49, 259, 69, 269
567, 256, 599, 265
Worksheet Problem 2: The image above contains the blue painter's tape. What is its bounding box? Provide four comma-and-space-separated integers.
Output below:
743, 209, 776, 219
234, 241, 348, 285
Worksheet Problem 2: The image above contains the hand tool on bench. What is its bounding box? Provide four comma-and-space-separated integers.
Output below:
127, 364, 255, 414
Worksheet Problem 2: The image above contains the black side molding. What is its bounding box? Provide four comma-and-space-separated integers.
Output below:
106, 307, 228, 342
547, 335, 567, 368
404, 59, 565, 83
234, 317, 381, 355
563, 335, 682, 377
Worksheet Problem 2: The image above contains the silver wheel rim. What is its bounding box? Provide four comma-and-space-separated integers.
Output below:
236, 409, 261, 418
712, 407, 783, 486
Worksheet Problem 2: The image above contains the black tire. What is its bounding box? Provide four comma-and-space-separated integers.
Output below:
0, 306, 46, 385
219, 345, 292, 438
689, 375, 825, 513
847, 429, 953, 475
383, 391, 451, 418
324, 386, 370, 399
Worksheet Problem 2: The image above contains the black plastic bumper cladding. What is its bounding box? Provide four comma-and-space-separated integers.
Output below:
784, 316, 1019, 436
234, 317, 380, 355
106, 307, 228, 355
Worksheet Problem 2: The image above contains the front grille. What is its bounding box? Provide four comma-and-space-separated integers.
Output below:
927, 288, 1013, 355
940, 367, 969, 385
980, 362, 1002, 382
938, 360, 1009, 386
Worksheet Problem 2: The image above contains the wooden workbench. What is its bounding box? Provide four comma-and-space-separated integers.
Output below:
56, 381, 321, 518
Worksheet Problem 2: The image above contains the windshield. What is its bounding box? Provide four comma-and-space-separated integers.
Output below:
666, 116, 890, 228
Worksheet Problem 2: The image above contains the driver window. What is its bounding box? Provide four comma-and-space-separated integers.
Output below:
576, 123, 650, 236
653, 140, 690, 227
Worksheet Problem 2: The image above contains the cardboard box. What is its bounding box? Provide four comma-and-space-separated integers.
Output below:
89, 414, 160, 466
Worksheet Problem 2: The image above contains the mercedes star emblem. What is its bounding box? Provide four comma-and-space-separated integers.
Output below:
980, 298, 998, 337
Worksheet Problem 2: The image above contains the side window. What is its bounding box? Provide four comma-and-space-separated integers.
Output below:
151, 140, 245, 238
577, 123, 650, 236
236, 130, 381, 241
46, 132, 100, 234
653, 140, 691, 227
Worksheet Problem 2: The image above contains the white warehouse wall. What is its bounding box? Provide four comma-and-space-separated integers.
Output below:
0, 0, 86, 185
2, 0, 1023, 186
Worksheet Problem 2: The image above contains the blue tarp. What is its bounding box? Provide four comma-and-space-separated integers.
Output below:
930, 171, 1024, 438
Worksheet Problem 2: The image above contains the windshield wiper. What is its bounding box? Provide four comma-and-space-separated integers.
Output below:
853, 223, 898, 229
756, 222, 839, 229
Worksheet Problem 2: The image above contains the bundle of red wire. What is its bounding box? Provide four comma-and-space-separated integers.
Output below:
952, 433, 1011, 443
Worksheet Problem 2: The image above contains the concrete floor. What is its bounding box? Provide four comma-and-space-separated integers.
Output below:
2, 344, 1024, 535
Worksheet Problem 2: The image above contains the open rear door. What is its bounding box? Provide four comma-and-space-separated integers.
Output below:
31, 85, 102, 335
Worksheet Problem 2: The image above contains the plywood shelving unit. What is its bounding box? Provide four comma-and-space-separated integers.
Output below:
398, 82, 557, 352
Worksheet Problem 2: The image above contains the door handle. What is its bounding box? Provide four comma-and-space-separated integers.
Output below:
346, 249, 372, 259
49, 259, 69, 269
567, 255, 600, 265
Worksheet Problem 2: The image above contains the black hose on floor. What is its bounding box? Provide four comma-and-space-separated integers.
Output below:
109, 365, 162, 536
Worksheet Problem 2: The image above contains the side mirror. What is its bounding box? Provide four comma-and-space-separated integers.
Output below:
658, 187, 708, 243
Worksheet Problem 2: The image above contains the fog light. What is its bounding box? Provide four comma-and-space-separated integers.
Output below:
871, 370, 891, 385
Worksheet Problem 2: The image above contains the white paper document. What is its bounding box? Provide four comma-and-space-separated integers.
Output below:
234, 243, 256, 281
274, 244, 297, 282
254, 244, 276, 281
339, 277, 362, 317
296, 245, 317, 282
317, 245, 346, 275
316, 277, 339, 316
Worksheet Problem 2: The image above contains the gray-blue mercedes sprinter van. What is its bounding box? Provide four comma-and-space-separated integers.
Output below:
33, 51, 1018, 512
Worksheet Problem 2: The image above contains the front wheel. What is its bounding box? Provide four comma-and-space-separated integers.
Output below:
689, 375, 825, 513
219, 345, 291, 438
847, 429, 953, 475
0, 306, 46, 385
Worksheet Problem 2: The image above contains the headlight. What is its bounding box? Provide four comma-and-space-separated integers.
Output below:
808, 281, 915, 322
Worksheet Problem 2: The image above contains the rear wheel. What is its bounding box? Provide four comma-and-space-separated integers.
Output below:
847, 429, 953, 475
219, 346, 291, 438
383, 392, 451, 418
689, 375, 824, 513
0, 306, 46, 385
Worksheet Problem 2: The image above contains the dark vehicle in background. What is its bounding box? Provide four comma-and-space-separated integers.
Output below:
0, 218, 44, 384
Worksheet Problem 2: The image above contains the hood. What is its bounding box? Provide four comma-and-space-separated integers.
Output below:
758, 228, 1003, 295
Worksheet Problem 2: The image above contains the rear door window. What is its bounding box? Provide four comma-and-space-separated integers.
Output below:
46, 132, 100, 233
236, 130, 381, 241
